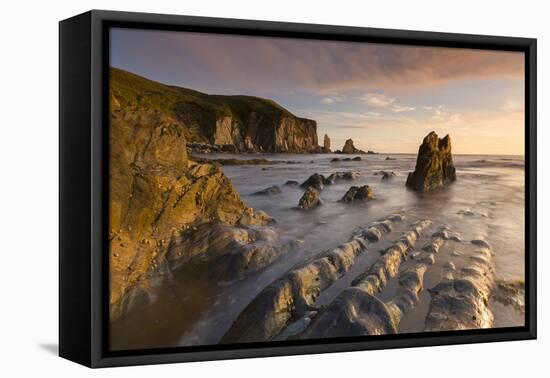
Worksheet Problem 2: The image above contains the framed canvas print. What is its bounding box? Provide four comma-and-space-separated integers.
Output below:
59, 10, 537, 368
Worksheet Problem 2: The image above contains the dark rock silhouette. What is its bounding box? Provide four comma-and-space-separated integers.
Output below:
381, 171, 396, 180
327, 171, 360, 184
252, 185, 282, 195
300, 173, 329, 191
341, 185, 374, 202
406, 131, 456, 192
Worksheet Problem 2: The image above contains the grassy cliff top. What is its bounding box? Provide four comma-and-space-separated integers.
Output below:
110, 67, 303, 125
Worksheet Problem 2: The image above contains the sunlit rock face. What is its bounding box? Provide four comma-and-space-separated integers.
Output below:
323, 133, 331, 152
406, 131, 457, 192
109, 86, 277, 322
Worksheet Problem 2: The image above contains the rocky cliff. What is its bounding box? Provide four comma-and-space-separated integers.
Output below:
110, 68, 320, 153
406, 131, 457, 191
109, 91, 280, 322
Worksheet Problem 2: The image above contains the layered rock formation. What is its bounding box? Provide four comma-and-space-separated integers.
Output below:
111, 67, 320, 153
424, 240, 495, 331
297, 221, 433, 338
406, 131, 457, 191
109, 87, 280, 322
221, 214, 404, 343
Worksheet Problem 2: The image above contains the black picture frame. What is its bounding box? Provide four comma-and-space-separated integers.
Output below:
59, 9, 537, 368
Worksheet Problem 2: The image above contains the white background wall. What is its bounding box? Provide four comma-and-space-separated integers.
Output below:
0, 0, 546, 376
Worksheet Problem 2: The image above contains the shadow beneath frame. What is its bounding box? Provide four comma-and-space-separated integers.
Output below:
38, 343, 58, 356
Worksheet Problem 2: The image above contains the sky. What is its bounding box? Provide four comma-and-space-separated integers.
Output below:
110, 28, 525, 155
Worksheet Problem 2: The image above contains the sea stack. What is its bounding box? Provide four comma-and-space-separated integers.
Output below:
323, 134, 331, 152
406, 131, 457, 192
341, 139, 364, 154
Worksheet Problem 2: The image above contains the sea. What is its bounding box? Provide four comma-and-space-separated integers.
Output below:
177, 152, 525, 345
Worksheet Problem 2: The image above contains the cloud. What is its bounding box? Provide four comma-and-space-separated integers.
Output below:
361, 93, 395, 108
320, 95, 344, 105
365, 111, 381, 117
361, 93, 416, 113
391, 104, 416, 113
111, 28, 525, 95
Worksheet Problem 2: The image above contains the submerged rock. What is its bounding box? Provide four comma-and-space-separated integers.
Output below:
284, 180, 299, 186
252, 185, 282, 196
433, 226, 463, 243
300, 173, 329, 191
298, 187, 322, 209
381, 171, 396, 180
406, 131, 457, 192
341, 185, 374, 203
327, 171, 360, 183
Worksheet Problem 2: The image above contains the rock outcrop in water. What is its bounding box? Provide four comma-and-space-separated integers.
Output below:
323, 134, 331, 153
341, 185, 374, 203
252, 185, 282, 196
298, 187, 322, 209
341, 138, 365, 154
327, 171, 360, 183
300, 173, 329, 191
111, 67, 320, 153
300, 171, 359, 191
109, 84, 284, 322
406, 131, 457, 192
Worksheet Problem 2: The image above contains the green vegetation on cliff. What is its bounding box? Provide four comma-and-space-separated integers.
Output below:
110, 67, 318, 151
